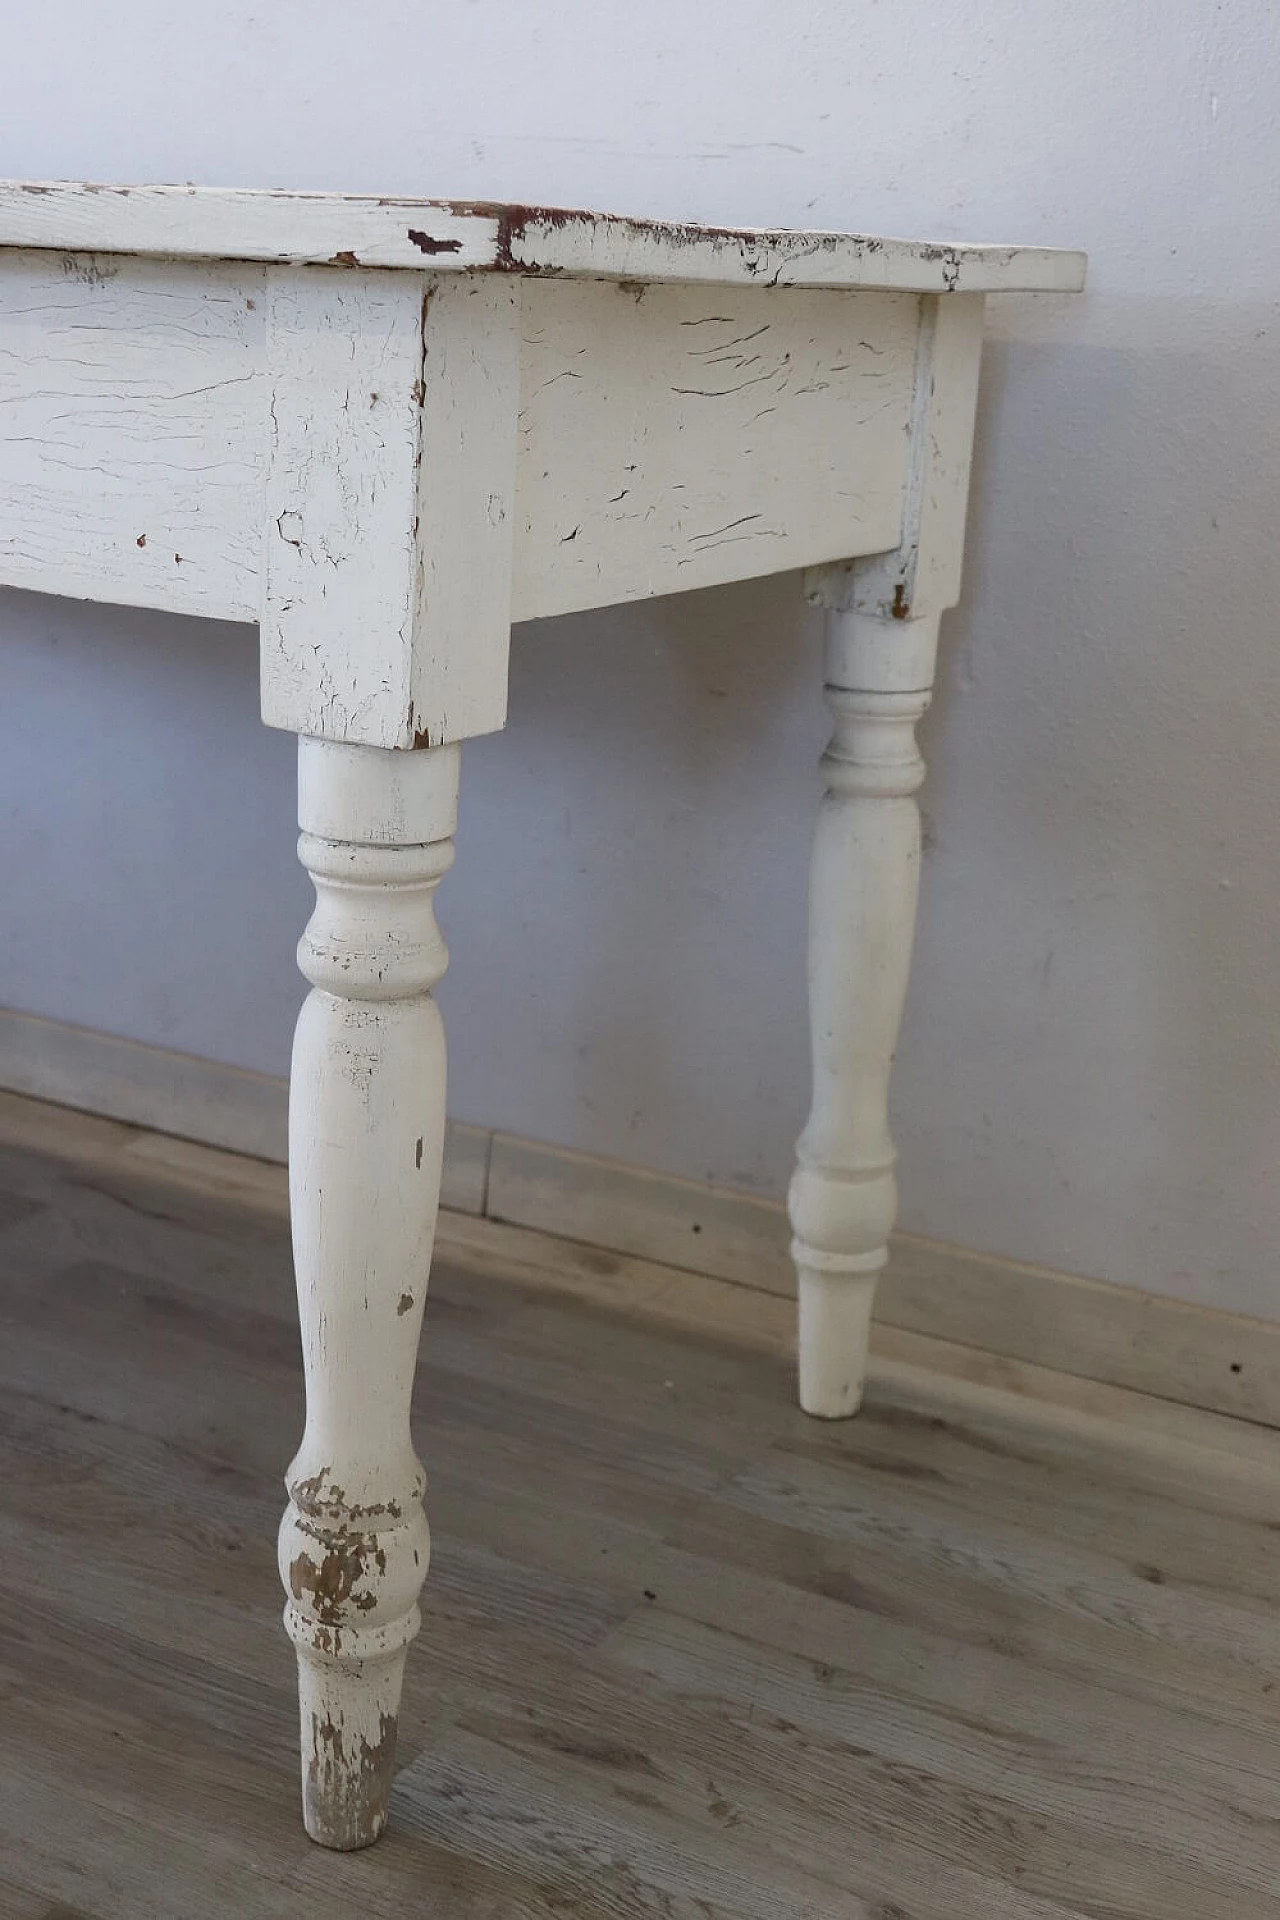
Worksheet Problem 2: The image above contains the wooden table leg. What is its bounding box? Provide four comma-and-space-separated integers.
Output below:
277, 735, 458, 1848
789, 610, 940, 1418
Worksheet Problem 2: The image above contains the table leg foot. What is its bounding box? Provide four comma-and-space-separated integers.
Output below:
291, 1641, 409, 1849
796, 1264, 880, 1418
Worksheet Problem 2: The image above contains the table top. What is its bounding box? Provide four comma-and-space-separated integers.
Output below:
0, 181, 1085, 295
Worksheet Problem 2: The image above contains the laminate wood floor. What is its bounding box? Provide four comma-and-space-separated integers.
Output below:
1, 1091, 1279, 1918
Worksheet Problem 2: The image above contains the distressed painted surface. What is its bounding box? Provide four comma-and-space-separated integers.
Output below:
511, 281, 916, 620
0, 252, 929, 745
0, 249, 266, 622
259, 268, 520, 750
0, 256, 929, 742
259, 269, 428, 746
0, 255, 917, 646
0, 243, 1002, 750
280, 738, 458, 1846
411, 277, 519, 746
808, 294, 987, 625
0, 179, 1086, 293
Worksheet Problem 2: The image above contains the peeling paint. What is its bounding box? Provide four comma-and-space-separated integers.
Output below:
289, 1538, 380, 1622
293, 1465, 405, 1525
305, 1709, 398, 1850
406, 228, 463, 257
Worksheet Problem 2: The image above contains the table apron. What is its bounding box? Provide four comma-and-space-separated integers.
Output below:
0, 250, 919, 650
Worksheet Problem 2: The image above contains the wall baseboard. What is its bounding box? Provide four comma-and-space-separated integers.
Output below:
0, 1007, 489, 1216
3, 1003, 1278, 1429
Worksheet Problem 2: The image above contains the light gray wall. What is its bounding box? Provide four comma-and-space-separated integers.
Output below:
3, 0, 1280, 1319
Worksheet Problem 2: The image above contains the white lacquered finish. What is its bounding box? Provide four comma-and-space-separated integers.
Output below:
0, 180, 1084, 1846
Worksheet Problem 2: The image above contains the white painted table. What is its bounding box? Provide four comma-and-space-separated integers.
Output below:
0, 182, 1084, 1849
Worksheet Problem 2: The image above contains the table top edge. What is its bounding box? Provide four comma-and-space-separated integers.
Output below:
0, 180, 1087, 294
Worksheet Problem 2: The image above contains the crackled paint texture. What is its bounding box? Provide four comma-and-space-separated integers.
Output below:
2, 0, 1280, 1318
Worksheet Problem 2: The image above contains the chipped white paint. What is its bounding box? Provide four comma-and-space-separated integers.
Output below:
260, 270, 431, 747
0, 249, 266, 622
808, 293, 988, 625
0, 180, 1084, 1842
280, 735, 458, 1848
411, 277, 520, 745
0, 179, 1086, 294
512, 281, 916, 619
507, 216, 1084, 296
260, 268, 518, 749
0, 257, 915, 676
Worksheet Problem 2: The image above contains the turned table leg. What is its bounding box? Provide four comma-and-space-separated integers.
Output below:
789, 610, 939, 1418
277, 735, 458, 1848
